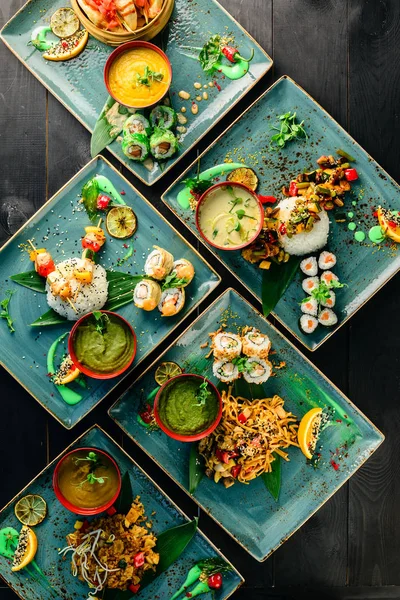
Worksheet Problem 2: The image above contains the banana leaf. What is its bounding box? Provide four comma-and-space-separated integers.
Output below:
261, 256, 301, 317
30, 308, 67, 327
261, 453, 281, 502
10, 270, 46, 293
114, 471, 133, 515
188, 443, 204, 495
91, 96, 132, 158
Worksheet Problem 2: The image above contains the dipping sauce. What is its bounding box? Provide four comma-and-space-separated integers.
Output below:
56, 449, 120, 510
69, 311, 136, 378
155, 374, 221, 441
107, 45, 171, 108
196, 182, 263, 250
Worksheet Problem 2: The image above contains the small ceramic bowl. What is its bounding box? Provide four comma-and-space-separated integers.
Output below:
68, 310, 136, 380
104, 40, 172, 109
195, 181, 264, 251
53, 447, 121, 516
154, 373, 222, 442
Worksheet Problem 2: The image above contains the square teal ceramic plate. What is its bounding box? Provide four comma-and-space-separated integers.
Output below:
0, 155, 220, 429
162, 76, 400, 351
1, 0, 272, 186
109, 288, 384, 561
0, 425, 243, 600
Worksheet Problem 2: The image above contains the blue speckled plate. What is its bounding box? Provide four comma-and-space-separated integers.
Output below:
1, 0, 272, 186
0, 156, 219, 429
110, 289, 384, 561
0, 426, 243, 600
162, 76, 400, 350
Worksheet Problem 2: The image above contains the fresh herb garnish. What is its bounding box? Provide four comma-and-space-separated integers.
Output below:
73, 452, 108, 488
117, 243, 133, 266
302, 280, 346, 305
236, 209, 257, 220
232, 356, 252, 373
183, 158, 213, 196
228, 187, 243, 213
198, 34, 222, 73
212, 229, 218, 238
73, 451, 100, 466
194, 378, 212, 407
270, 111, 307, 150
136, 66, 164, 87
118, 559, 127, 569
85, 473, 108, 485
0, 289, 15, 333
198, 557, 233, 576
162, 273, 188, 291
92, 311, 109, 335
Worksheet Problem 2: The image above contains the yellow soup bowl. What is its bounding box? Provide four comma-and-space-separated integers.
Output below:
104, 41, 172, 109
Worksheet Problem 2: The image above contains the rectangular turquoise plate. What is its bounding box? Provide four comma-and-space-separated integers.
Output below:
0, 426, 243, 600
110, 289, 384, 561
0, 156, 220, 429
162, 76, 400, 350
0, 0, 272, 186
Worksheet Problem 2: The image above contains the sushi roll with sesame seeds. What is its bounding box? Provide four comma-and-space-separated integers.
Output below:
318, 251, 337, 270
300, 256, 318, 277
158, 288, 185, 317
241, 327, 271, 359
133, 280, 161, 311
320, 290, 336, 308
301, 297, 318, 316
213, 359, 239, 383
302, 276, 319, 294
299, 314, 319, 334
243, 357, 272, 385
211, 332, 242, 361
318, 308, 338, 327
320, 271, 339, 286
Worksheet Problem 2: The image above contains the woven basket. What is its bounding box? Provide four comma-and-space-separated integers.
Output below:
70, 0, 174, 46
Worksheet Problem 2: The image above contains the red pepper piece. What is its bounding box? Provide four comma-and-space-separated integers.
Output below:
221, 45, 254, 64
80, 520, 90, 532
139, 403, 153, 424
215, 449, 230, 464
344, 168, 358, 182
208, 573, 223, 589
388, 220, 397, 229
82, 238, 101, 252
97, 194, 111, 210
258, 195, 277, 204
231, 465, 241, 479
128, 583, 141, 594
238, 412, 247, 424
133, 552, 145, 568
288, 181, 298, 196
106, 506, 117, 516
279, 223, 287, 235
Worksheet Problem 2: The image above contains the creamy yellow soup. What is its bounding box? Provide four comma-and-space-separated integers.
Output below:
108, 47, 170, 108
198, 185, 262, 249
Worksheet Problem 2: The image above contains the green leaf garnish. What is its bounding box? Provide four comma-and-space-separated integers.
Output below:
236, 209, 256, 220
81, 178, 100, 221
136, 66, 164, 87
270, 111, 307, 150
162, 273, 188, 291
262, 256, 301, 317
198, 34, 222, 73
261, 452, 281, 501
92, 310, 109, 335
0, 289, 15, 333
193, 378, 212, 407
10, 270, 46, 293
189, 443, 204, 495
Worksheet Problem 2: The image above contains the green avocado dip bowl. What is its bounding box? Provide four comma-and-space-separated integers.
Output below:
68, 310, 136, 380
154, 374, 222, 442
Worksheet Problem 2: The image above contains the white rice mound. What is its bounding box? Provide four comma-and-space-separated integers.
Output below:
277, 197, 330, 256
46, 258, 108, 321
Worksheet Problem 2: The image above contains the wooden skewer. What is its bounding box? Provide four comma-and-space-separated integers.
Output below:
27, 239, 36, 252
97, 218, 103, 228
67, 297, 78, 313
73, 283, 81, 303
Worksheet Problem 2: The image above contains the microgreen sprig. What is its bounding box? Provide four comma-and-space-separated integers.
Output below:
92, 311, 109, 335
136, 66, 164, 87
270, 111, 307, 150
0, 289, 15, 333
194, 378, 212, 407
162, 273, 188, 291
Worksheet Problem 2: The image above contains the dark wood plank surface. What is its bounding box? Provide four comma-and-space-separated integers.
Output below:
1, 0, 399, 598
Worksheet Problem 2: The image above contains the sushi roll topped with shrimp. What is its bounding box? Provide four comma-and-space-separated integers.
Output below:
171, 259, 195, 287
134, 279, 161, 311
158, 288, 185, 317
144, 246, 174, 280
211, 332, 242, 361
241, 327, 271, 359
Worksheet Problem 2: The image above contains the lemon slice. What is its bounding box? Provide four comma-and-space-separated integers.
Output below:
50, 8, 80, 38
43, 29, 88, 61
154, 361, 182, 386
11, 527, 38, 571
227, 167, 259, 191
106, 206, 137, 239
377, 207, 400, 243
297, 407, 323, 460
14, 495, 47, 527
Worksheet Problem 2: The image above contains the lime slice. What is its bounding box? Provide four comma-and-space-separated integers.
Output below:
226, 167, 259, 191
154, 361, 182, 386
50, 8, 80, 38
106, 206, 137, 239
14, 495, 47, 527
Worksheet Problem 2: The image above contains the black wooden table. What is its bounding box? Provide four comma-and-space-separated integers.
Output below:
1, 1, 400, 598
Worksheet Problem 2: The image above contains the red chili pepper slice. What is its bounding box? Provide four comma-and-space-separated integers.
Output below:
258, 195, 277, 204
208, 573, 223, 589
133, 552, 145, 568
106, 506, 117, 516
221, 45, 255, 63
238, 412, 247, 424
279, 223, 287, 235
128, 583, 141, 594
388, 220, 397, 229
288, 181, 298, 196
344, 168, 358, 182
231, 465, 241, 479
215, 449, 231, 464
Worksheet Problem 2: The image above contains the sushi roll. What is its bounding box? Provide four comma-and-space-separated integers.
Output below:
243, 358, 272, 385
302, 276, 319, 294
150, 128, 178, 160
171, 259, 195, 286
211, 332, 242, 361
320, 290, 336, 308
133, 279, 161, 311
301, 297, 318, 316
318, 251, 337, 270
318, 308, 338, 326
241, 328, 271, 358
300, 256, 318, 276
299, 314, 319, 334
158, 287, 185, 317
213, 359, 239, 383
149, 105, 177, 130
320, 271, 339, 286
123, 114, 151, 137
121, 133, 150, 162
144, 246, 174, 280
